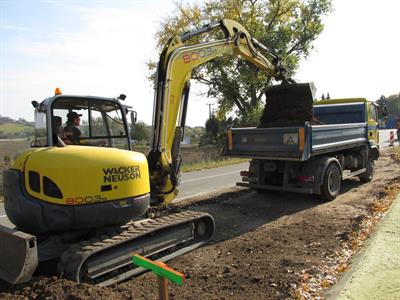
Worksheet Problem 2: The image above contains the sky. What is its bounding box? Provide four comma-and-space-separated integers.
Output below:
1, 0, 399, 126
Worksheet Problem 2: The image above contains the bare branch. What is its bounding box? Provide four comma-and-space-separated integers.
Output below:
267, 0, 281, 31
287, 33, 314, 55
179, 6, 199, 28
192, 76, 213, 85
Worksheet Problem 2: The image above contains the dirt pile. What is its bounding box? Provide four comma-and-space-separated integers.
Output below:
259, 82, 322, 128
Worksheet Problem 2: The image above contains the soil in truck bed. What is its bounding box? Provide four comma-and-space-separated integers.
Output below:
259, 82, 323, 128
0, 149, 399, 299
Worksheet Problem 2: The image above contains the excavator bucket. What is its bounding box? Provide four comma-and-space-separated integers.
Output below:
259, 82, 317, 127
0, 219, 38, 284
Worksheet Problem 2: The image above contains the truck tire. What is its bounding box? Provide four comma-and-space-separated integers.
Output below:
358, 159, 375, 182
320, 163, 341, 201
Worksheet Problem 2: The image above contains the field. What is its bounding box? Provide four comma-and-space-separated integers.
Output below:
0, 139, 30, 164
0, 123, 33, 139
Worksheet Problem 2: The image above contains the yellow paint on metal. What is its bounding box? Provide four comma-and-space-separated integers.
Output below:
298, 127, 305, 152
314, 98, 368, 105
227, 129, 233, 150
11, 149, 34, 172
22, 146, 150, 205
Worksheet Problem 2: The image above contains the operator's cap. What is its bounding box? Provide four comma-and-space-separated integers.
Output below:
67, 111, 82, 121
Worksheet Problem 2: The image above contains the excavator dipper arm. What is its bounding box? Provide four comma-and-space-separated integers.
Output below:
148, 19, 291, 205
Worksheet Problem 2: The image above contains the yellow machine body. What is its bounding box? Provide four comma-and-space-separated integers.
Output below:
17, 146, 149, 205
4, 146, 150, 233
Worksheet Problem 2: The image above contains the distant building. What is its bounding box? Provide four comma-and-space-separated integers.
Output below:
182, 135, 191, 145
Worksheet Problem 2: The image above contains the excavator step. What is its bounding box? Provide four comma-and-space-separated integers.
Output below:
57, 210, 214, 286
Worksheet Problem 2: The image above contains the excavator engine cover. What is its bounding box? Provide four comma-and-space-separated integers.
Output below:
259, 82, 317, 128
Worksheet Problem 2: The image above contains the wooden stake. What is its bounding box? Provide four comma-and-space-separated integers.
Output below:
157, 275, 169, 300
132, 254, 186, 300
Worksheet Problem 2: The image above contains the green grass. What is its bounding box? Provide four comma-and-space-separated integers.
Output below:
0, 123, 32, 134
180, 158, 248, 172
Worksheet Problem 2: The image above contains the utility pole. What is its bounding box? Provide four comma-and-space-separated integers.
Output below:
206, 102, 213, 118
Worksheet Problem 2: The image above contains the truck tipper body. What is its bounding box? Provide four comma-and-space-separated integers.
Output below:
225, 98, 380, 200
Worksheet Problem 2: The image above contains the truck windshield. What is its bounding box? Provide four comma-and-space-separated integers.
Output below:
52, 97, 129, 150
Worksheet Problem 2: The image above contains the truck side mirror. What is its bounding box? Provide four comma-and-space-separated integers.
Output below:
130, 111, 137, 125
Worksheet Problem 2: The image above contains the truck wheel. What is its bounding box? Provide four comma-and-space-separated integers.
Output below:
358, 159, 375, 182
320, 163, 341, 201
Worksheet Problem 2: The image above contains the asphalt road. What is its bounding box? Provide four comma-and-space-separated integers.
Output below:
0, 129, 395, 219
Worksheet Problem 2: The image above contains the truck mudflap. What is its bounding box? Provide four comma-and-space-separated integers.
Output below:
0, 222, 38, 284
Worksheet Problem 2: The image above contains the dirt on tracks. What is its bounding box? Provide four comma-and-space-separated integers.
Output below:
1, 149, 399, 299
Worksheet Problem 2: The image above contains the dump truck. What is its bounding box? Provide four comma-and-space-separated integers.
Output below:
226, 94, 380, 200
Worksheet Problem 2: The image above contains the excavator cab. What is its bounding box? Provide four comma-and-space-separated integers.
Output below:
31, 90, 135, 150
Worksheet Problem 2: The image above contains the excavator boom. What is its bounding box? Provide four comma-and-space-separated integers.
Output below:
148, 19, 293, 205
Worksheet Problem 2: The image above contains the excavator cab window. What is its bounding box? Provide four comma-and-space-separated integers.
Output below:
50, 97, 130, 150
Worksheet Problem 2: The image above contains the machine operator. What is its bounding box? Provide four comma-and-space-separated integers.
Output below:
64, 111, 82, 144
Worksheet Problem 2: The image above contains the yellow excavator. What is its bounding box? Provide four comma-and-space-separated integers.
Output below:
0, 19, 300, 286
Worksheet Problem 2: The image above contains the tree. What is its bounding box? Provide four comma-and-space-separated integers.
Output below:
131, 121, 151, 144
151, 0, 333, 125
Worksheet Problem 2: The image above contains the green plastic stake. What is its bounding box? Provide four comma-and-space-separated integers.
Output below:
132, 254, 185, 286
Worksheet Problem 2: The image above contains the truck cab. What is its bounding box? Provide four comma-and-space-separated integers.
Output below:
314, 98, 380, 150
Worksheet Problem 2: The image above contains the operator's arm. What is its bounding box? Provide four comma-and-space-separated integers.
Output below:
64, 126, 81, 145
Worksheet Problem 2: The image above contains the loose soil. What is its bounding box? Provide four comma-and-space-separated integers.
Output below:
259, 83, 320, 128
0, 149, 399, 299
